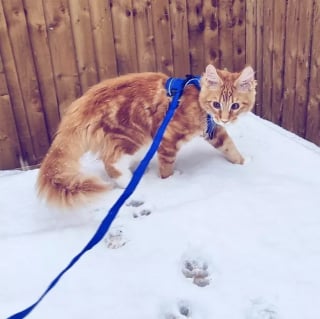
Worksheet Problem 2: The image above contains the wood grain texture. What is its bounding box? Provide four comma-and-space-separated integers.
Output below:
261, 0, 273, 120
245, 0, 256, 67
151, 0, 173, 75
203, 0, 220, 68
133, 0, 157, 72
282, 0, 299, 132
111, 0, 138, 75
218, 0, 233, 69
187, 0, 205, 75
69, 0, 98, 92
23, 0, 60, 140
169, 0, 190, 76
255, 0, 263, 116
2, 0, 49, 164
88, 0, 117, 80
306, 0, 320, 145
271, 0, 286, 125
232, 0, 246, 71
293, 0, 313, 138
43, 0, 81, 115
0, 0, 32, 167
0, 52, 21, 169
1, 0, 320, 169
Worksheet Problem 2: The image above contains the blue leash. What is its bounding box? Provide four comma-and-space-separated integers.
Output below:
6, 75, 202, 319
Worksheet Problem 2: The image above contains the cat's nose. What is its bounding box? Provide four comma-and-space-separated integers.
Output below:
221, 119, 229, 124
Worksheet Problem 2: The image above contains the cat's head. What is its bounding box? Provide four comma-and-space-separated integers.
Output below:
199, 64, 257, 124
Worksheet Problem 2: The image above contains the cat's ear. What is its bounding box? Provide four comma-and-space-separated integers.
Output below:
236, 66, 255, 92
204, 64, 222, 90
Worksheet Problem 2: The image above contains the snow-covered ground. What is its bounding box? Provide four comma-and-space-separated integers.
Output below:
1, 113, 320, 319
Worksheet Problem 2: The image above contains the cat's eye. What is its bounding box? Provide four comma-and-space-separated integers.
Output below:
231, 102, 240, 110
213, 101, 221, 109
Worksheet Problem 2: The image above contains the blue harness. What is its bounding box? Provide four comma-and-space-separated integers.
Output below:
6, 75, 217, 319
165, 75, 217, 139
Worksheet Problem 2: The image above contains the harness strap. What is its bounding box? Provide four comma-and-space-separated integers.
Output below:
205, 114, 217, 140
165, 75, 217, 139
165, 75, 201, 96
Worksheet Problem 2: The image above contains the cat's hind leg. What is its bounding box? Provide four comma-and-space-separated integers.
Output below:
104, 155, 133, 189
103, 144, 151, 189
208, 125, 245, 164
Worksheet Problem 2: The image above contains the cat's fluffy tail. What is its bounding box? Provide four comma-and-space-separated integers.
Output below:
37, 128, 110, 208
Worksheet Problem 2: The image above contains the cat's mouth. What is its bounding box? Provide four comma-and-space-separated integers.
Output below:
215, 115, 239, 126
213, 116, 230, 126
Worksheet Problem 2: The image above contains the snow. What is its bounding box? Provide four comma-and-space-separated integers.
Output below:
1, 113, 320, 319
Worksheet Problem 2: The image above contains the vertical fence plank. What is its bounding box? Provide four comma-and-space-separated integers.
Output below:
219, 0, 233, 69
202, 0, 220, 68
261, 0, 273, 120
0, 0, 33, 166
111, 0, 138, 75
88, 0, 117, 80
245, 0, 256, 68
232, 0, 246, 71
294, 0, 313, 138
151, 0, 173, 75
2, 0, 320, 169
23, 0, 60, 141
306, 0, 320, 145
186, 0, 205, 75
43, 0, 80, 115
69, 0, 98, 93
0, 53, 21, 169
271, 0, 286, 125
255, 0, 263, 116
132, 0, 157, 72
245, 0, 258, 111
2, 0, 50, 164
282, 1, 299, 132
169, 0, 190, 76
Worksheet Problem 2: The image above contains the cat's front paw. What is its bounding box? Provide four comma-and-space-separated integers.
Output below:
228, 153, 245, 165
159, 166, 174, 179
242, 155, 253, 165
237, 155, 245, 165
236, 154, 253, 165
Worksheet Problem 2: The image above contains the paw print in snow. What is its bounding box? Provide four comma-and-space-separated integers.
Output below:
126, 199, 144, 208
104, 228, 126, 249
132, 209, 152, 218
182, 259, 211, 287
126, 199, 152, 218
178, 303, 191, 317
246, 299, 279, 319
164, 301, 192, 319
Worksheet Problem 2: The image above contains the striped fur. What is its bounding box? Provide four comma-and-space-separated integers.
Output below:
37, 65, 256, 207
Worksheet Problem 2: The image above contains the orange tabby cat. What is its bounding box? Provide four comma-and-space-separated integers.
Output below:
37, 64, 256, 207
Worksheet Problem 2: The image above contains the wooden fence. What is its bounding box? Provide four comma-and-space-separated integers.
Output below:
0, 0, 319, 170
246, 0, 320, 146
